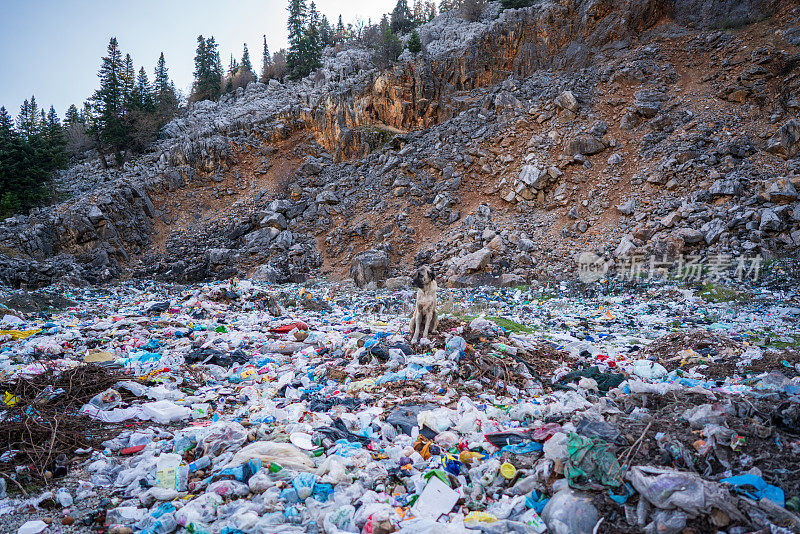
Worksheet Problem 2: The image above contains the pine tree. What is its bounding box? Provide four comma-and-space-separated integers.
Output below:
391, 0, 412, 34
425, 1, 437, 21
0, 102, 66, 217
191, 35, 223, 101
412, 0, 424, 25
241, 44, 253, 74
131, 67, 154, 111
320, 15, 333, 46
153, 52, 178, 121
286, 0, 308, 79
91, 37, 126, 164
43, 106, 68, 170
16, 96, 40, 140
260, 35, 272, 82
337, 14, 345, 40
0, 107, 25, 216
300, 2, 322, 75
373, 18, 402, 68
64, 104, 81, 126
122, 53, 136, 110
408, 29, 422, 54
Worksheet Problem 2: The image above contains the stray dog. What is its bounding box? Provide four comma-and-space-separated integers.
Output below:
410, 265, 438, 344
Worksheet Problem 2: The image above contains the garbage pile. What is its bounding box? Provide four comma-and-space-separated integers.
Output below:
0, 280, 799, 534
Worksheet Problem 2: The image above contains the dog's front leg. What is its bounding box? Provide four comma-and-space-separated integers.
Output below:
411, 308, 421, 344
421, 311, 434, 342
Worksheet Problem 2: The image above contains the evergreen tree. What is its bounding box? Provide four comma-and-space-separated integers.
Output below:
122, 53, 136, 110
391, 0, 413, 33
439, 0, 456, 12
16, 96, 39, 140
153, 52, 178, 121
64, 104, 81, 126
91, 37, 126, 164
132, 67, 154, 111
373, 18, 402, 68
408, 29, 422, 54
500, 0, 533, 8
320, 15, 333, 46
229, 54, 239, 76
0, 102, 67, 217
191, 35, 223, 101
43, 106, 68, 170
336, 14, 345, 41
260, 35, 272, 82
286, 0, 309, 79
425, 0, 437, 21
241, 43, 253, 74
0, 107, 25, 216
299, 2, 322, 74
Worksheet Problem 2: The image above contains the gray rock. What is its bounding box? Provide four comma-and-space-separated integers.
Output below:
350, 249, 390, 289
617, 199, 636, 216
709, 179, 742, 196
660, 211, 681, 228
260, 211, 288, 230
383, 276, 411, 290
564, 136, 606, 156
554, 91, 579, 111
700, 218, 727, 244
207, 248, 233, 265
452, 247, 492, 274
632, 89, 667, 118
676, 227, 704, 244
316, 190, 340, 204
87, 205, 105, 225
766, 177, 798, 201
251, 264, 281, 283
614, 236, 636, 257
518, 165, 547, 190
766, 119, 800, 159
791, 203, 800, 222
499, 273, 526, 287
759, 208, 785, 232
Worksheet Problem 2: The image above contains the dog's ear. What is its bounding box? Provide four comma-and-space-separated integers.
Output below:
429, 266, 436, 280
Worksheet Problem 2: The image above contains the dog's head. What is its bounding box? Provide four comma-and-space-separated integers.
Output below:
412, 265, 436, 289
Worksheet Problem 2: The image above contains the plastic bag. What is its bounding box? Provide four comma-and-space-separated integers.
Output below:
541, 488, 599, 534
231, 441, 315, 471
632, 360, 667, 380
88, 388, 122, 410
564, 433, 623, 489
627, 466, 746, 522
292, 472, 316, 500
201, 420, 248, 456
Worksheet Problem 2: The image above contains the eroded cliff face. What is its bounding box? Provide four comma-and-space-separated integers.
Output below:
304, 0, 675, 160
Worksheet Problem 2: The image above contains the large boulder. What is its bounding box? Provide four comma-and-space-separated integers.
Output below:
554, 91, 579, 111
709, 178, 742, 196
350, 249, 390, 289
766, 177, 798, 202
759, 208, 785, 232
700, 219, 727, 244
450, 248, 492, 274
564, 136, 606, 156
766, 119, 800, 159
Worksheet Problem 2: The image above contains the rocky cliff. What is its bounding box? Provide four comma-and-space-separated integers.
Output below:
1, 0, 799, 289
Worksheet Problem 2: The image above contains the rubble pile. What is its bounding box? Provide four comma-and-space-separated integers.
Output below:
0, 279, 799, 533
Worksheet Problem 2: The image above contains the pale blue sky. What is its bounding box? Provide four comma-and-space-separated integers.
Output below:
0, 0, 398, 119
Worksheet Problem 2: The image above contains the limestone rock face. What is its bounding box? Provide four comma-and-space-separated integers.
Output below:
350, 249, 390, 289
